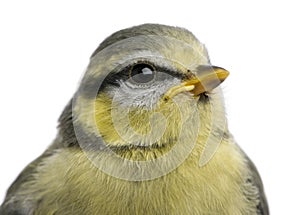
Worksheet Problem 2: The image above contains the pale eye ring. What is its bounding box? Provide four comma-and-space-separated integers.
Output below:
129, 63, 156, 84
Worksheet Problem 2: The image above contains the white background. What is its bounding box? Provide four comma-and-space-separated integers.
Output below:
0, 1, 299, 214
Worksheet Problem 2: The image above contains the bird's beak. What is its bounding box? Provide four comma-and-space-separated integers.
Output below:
163, 66, 229, 100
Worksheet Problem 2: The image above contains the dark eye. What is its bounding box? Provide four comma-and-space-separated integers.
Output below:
129, 63, 156, 84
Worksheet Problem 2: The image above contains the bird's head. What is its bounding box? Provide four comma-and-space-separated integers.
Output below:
63, 24, 229, 175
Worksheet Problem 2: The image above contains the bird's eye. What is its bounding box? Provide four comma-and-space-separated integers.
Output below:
129, 63, 156, 84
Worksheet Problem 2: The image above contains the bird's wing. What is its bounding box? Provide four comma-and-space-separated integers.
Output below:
244, 153, 269, 215
0, 100, 78, 214
0, 151, 53, 215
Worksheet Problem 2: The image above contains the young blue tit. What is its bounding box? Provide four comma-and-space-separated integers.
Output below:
0, 24, 268, 214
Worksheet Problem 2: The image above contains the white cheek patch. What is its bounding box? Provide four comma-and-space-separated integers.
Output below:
108, 78, 181, 109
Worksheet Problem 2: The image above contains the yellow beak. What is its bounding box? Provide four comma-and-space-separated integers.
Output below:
163, 65, 229, 100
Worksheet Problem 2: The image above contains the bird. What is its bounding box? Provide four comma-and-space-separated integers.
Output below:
0, 24, 268, 214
